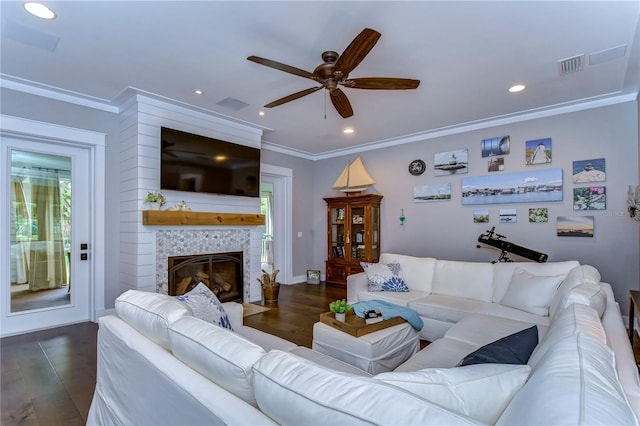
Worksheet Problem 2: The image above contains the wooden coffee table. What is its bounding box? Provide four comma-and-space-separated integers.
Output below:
319, 311, 406, 337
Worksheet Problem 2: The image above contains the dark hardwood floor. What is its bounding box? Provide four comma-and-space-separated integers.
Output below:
0, 283, 345, 426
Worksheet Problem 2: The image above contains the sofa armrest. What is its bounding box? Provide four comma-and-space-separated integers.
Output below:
222, 301, 244, 329
347, 272, 368, 304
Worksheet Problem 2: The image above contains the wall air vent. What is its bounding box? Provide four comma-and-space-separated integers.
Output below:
557, 54, 585, 76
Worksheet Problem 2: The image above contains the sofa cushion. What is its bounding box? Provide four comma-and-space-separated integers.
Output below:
168, 316, 265, 406
478, 302, 551, 328
375, 364, 531, 424
360, 261, 409, 292
176, 282, 233, 330
445, 313, 541, 348
395, 338, 478, 371
528, 303, 606, 368
493, 261, 579, 303
500, 268, 564, 316
115, 289, 192, 350
432, 260, 494, 302
459, 325, 538, 366
497, 334, 637, 425
355, 289, 426, 306
252, 350, 481, 425
558, 283, 606, 318
380, 253, 436, 293
549, 265, 602, 318
408, 294, 485, 324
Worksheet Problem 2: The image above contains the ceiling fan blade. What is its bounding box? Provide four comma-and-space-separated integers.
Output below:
330, 88, 353, 118
264, 86, 323, 108
345, 77, 421, 90
247, 56, 315, 80
334, 28, 381, 77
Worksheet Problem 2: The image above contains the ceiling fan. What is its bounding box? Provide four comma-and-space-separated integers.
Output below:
247, 28, 420, 118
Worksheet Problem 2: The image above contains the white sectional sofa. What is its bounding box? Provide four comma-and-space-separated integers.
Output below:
88, 253, 640, 425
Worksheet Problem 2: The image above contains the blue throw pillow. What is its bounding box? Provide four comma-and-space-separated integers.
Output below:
176, 282, 234, 330
459, 325, 538, 366
360, 261, 409, 292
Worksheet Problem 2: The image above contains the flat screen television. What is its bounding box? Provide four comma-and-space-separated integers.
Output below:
160, 127, 260, 197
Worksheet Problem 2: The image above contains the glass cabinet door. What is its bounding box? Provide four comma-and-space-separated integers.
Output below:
351, 206, 365, 261
371, 204, 379, 260
330, 207, 345, 258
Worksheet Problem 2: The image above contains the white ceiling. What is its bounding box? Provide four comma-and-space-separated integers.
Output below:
1, 1, 639, 158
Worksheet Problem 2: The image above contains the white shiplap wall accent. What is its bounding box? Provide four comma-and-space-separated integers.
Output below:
118, 92, 264, 301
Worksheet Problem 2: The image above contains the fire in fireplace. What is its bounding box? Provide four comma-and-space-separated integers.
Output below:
168, 252, 243, 303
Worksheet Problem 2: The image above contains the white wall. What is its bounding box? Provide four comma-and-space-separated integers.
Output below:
311, 101, 640, 311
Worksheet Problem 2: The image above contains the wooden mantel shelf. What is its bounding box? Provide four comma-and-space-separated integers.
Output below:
142, 210, 265, 226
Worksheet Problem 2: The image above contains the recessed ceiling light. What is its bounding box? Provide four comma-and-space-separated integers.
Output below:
343, 127, 354, 134
258, 111, 265, 116
194, 89, 203, 95
214, 155, 227, 162
24, 2, 56, 19
508, 84, 526, 93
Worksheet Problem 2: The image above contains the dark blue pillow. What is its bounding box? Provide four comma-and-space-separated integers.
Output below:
459, 325, 538, 366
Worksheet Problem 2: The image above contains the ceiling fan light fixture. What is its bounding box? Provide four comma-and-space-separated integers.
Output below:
24, 2, 56, 19
508, 84, 526, 93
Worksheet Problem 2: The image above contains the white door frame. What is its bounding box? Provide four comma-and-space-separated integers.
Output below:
0, 115, 106, 336
261, 164, 293, 284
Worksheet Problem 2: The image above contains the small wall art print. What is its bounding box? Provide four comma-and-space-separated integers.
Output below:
525, 138, 552, 165
434, 149, 469, 176
473, 210, 489, 223
487, 157, 504, 172
573, 186, 606, 210
529, 208, 548, 223
499, 208, 517, 223
557, 216, 594, 237
462, 168, 563, 205
413, 183, 452, 202
572, 158, 606, 183
481, 136, 510, 157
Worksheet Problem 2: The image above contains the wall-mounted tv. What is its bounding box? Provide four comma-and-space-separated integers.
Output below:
160, 127, 260, 198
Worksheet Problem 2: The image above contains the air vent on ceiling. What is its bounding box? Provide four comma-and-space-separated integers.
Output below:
216, 97, 249, 111
557, 54, 585, 76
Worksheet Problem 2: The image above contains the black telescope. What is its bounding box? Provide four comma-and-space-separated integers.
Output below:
477, 227, 548, 263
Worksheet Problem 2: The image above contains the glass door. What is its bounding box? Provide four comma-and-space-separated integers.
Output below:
351, 205, 366, 261
2, 139, 92, 335
330, 206, 346, 259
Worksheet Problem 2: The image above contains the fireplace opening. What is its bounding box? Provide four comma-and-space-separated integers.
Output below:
168, 251, 243, 303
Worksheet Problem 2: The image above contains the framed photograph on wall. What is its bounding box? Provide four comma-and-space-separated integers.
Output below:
481, 136, 510, 157
499, 208, 517, 223
413, 183, 452, 202
473, 210, 489, 223
573, 186, 606, 210
572, 158, 606, 183
529, 208, 548, 223
434, 149, 468, 176
462, 168, 563, 205
525, 138, 552, 165
557, 216, 594, 237
487, 157, 504, 172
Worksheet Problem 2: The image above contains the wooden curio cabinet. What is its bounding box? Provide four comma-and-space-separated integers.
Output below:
324, 193, 383, 287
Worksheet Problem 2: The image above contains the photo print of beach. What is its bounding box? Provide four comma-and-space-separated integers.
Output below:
434, 149, 468, 176
499, 209, 517, 223
525, 138, 552, 165
462, 168, 563, 205
413, 183, 452, 202
572, 158, 606, 183
573, 186, 606, 210
557, 216, 594, 237
481, 136, 510, 157
529, 208, 548, 223
487, 157, 504, 172
473, 210, 489, 223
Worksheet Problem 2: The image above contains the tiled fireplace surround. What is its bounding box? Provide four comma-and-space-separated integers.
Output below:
119, 93, 264, 302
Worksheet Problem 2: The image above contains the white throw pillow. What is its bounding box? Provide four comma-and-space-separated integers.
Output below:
168, 316, 265, 406
375, 364, 531, 424
360, 261, 409, 292
176, 282, 233, 330
500, 268, 564, 316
